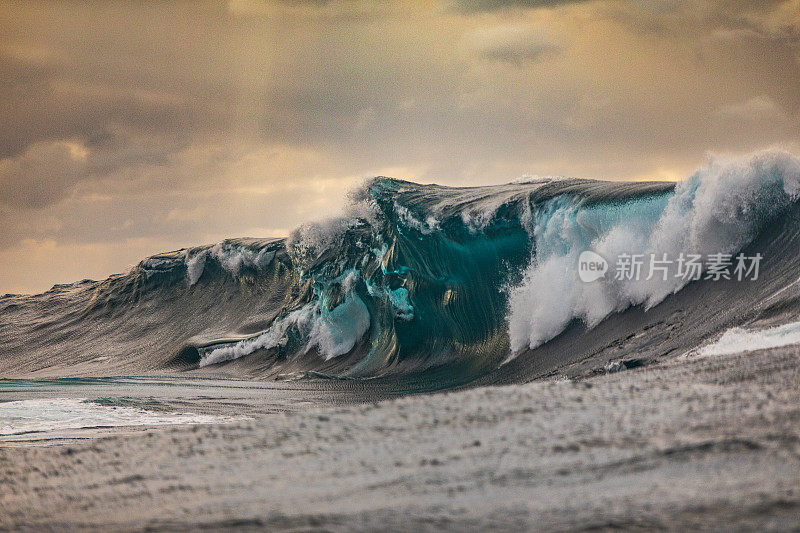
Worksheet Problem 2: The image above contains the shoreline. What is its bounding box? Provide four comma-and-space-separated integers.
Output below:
2, 343, 798, 530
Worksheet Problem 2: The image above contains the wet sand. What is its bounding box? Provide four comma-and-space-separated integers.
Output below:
1, 343, 798, 531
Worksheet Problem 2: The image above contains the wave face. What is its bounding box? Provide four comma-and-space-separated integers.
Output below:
1, 150, 799, 384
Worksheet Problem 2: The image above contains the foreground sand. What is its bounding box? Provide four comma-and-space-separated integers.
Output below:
1, 344, 799, 531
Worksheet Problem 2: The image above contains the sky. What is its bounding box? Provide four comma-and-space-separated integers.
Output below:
1, 0, 799, 294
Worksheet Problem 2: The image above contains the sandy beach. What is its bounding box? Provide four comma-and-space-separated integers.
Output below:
2, 342, 798, 531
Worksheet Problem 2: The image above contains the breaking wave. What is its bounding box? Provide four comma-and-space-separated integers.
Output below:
1, 150, 798, 385
508, 151, 800, 351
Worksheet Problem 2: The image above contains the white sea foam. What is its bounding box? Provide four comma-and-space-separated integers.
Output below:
306, 292, 370, 360
199, 271, 371, 366
393, 200, 440, 234
199, 314, 294, 366
287, 188, 381, 269
461, 206, 499, 233
698, 321, 800, 357
0, 398, 240, 436
388, 287, 414, 321
183, 242, 275, 286
185, 251, 207, 285
508, 150, 800, 353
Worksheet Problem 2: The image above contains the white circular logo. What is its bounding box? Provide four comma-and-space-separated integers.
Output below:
578, 250, 608, 282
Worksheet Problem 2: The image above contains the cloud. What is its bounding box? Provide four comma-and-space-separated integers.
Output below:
453, 0, 591, 13
465, 24, 563, 64
738, 0, 800, 38
0, 141, 89, 208
716, 95, 789, 121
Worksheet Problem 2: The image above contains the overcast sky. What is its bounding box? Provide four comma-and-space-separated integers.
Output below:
1, 0, 799, 293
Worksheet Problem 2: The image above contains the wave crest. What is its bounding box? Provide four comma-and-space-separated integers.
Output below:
508, 150, 800, 352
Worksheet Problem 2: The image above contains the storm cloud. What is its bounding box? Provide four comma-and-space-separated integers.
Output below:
1, 0, 799, 292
